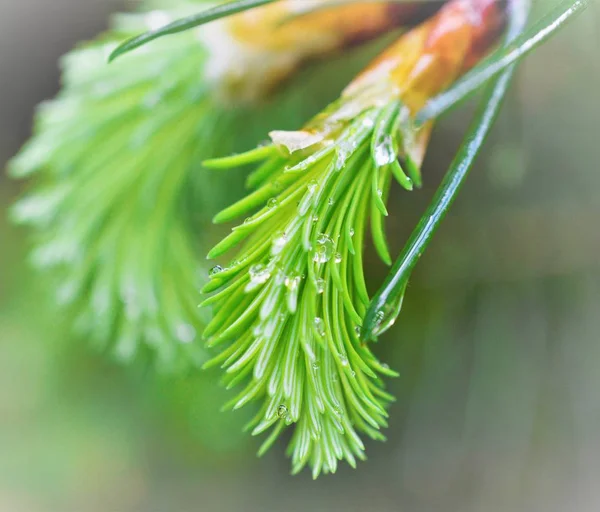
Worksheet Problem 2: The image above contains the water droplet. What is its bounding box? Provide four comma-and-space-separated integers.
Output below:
350, 371, 356, 378
334, 253, 342, 264
373, 134, 397, 166
267, 198, 279, 209
328, 198, 335, 207
176, 323, 196, 344
315, 278, 325, 294
307, 180, 318, 193
372, 292, 405, 337
312, 234, 335, 264
312, 361, 320, 371
377, 189, 383, 198
314, 317, 326, 337
334, 406, 343, 416
349, 228, 355, 237
334, 140, 356, 171
249, 264, 271, 285
272, 232, 288, 254
244, 217, 252, 224
311, 215, 319, 223
339, 354, 349, 367
209, 265, 224, 276
354, 325, 361, 336
276, 404, 293, 425
334, 153, 346, 171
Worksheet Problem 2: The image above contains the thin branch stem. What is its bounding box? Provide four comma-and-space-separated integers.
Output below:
109, 0, 278, 62
361, 0, 533, 340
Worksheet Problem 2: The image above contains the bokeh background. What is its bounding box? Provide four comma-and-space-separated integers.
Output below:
1, 1, 599, 511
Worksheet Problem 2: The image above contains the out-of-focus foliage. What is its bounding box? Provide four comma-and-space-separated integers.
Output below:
8, 0, 395, 372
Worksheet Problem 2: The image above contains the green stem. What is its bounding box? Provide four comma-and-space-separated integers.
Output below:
361, 0, 533, 340
109, 0, 279, 62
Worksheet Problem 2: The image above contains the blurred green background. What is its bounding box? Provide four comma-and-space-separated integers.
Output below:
1, 1, 599, 511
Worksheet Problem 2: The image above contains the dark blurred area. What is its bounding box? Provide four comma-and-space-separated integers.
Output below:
1, 1, 600, 511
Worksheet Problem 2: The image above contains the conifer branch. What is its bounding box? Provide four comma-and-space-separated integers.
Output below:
201, 0, 507, 475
